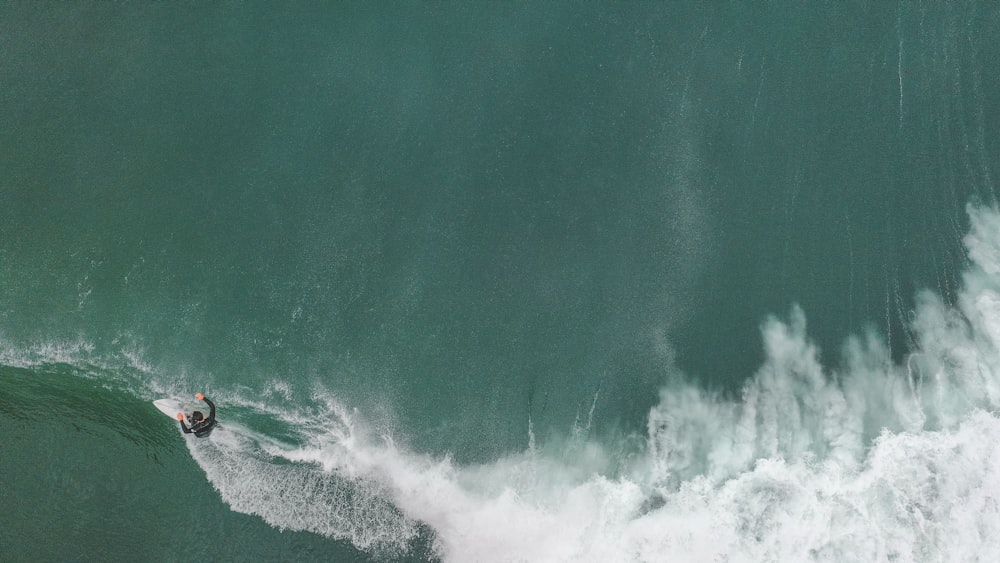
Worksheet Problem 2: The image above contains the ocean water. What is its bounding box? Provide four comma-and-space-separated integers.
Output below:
3, 2, 1000, 561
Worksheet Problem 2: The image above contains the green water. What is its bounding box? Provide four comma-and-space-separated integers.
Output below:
3, 2, 1000, 561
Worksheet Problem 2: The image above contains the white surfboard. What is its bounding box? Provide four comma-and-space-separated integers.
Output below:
153, 398, 200, 419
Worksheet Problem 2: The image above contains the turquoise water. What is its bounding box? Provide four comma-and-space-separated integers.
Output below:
3, 3, 1000, 561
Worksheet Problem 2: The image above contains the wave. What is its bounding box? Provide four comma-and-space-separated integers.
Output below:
6, 206, 1000, 561
149, 204, 999, 561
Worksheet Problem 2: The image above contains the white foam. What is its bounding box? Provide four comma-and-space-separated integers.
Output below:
0, 335, 96, 368
185, 204, 1000, 562
0, 333, 170, 400
186, 427, 420, 554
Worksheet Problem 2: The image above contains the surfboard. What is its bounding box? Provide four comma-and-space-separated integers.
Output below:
153, 398, 199, 419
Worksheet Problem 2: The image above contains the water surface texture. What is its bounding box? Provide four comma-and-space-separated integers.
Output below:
3, 3, 1000, 561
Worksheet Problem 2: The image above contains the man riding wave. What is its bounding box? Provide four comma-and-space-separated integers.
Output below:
176, 392, 217, 437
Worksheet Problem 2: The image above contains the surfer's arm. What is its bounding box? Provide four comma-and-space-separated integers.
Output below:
203, 397, 216, 421
177, 414, 193, 434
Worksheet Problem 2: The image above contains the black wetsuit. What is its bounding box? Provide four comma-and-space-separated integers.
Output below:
180, 397, 217, 438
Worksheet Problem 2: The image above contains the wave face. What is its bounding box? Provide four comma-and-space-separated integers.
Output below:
3, 2, 1000, 562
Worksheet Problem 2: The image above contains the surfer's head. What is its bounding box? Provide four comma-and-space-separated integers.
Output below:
191, 411, 204, 422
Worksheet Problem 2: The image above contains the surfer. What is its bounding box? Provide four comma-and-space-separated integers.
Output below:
175, 392, 217, 437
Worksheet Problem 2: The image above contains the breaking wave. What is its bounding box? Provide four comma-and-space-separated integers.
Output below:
179, 205, 1000, 562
